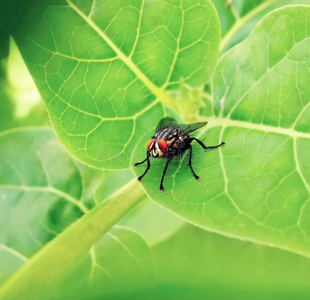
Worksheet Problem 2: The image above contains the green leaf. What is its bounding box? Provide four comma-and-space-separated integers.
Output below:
13, 0, 221, 169
0, 128, 86, 257
134, 6, 310, 256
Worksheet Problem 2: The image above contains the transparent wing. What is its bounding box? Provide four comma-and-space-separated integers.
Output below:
178, 121, 208, 134
156, 117, 178, 132
156, 117, 207, 135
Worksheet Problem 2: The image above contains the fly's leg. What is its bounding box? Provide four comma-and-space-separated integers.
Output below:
160, 160, 171, 192
191, 138, 225, 150
134, 152, 150, 167
188, 144, 200, 181
135, 152, 151, 182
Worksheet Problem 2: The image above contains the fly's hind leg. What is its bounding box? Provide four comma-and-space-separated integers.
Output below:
191, 138, 225, 150
188, 138, 225, 181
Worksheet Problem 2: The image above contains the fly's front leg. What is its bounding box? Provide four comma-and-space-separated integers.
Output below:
135, 152, 151, 182
160, 159, 171, 192
191, 138, 225, 150
188, 144, 200, 181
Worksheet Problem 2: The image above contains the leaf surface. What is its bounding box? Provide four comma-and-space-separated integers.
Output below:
134, 6, 310, 256
13, 0, 220, 169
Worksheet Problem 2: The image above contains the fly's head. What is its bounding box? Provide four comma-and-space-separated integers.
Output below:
146, 138, 168, 158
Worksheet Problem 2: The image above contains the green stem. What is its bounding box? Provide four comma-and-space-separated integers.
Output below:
230, 2, 240, 20
220, 0, 277, 52
0, 179, 145, 299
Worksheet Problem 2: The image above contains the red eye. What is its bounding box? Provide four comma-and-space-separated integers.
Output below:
157, 139, 168, 152
147, 139, 154, 151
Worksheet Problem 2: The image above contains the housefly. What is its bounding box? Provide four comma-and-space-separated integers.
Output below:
134, 117, 225, 192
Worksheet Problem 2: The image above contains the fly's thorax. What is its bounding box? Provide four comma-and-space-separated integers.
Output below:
155, 127, 178, 140
169, 133, 188, 150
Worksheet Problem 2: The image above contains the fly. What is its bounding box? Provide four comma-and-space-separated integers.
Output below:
134, 117, 225, 192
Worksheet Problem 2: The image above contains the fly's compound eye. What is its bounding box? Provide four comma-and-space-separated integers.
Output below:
147, 139, 155, 151
157, 139, 168, 152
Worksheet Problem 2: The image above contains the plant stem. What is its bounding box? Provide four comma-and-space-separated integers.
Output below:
0, 179, 145, 299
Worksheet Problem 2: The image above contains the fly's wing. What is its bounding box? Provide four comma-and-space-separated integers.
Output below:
156, 117, 178, 133
178, 121, 208, 134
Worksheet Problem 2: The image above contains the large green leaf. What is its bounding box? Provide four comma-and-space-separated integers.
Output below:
134, 6, 310, 256
13, 0, 220, 169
